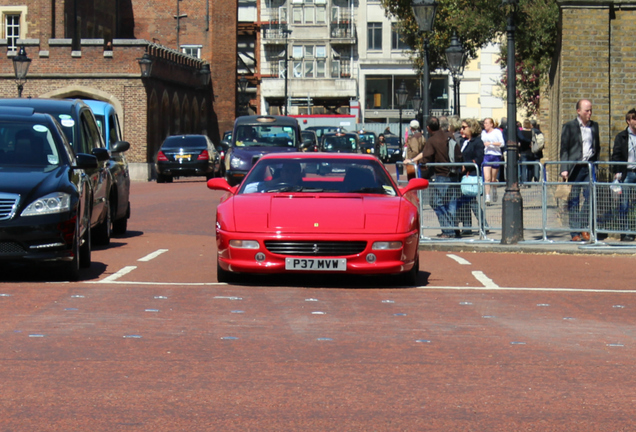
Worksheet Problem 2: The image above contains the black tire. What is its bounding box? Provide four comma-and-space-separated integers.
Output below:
206, 171, 214, 181
62, 218, 81, 281
157, 174, 165, 183
112, 202, 129, 236
79, 222, 91, 268
217, 260, 236, 284
93, 198, 111, 246
400, 255, 419, 286
166, 175, 174, 183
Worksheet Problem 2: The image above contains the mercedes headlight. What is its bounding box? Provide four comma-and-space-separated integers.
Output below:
22, 192, 71, 216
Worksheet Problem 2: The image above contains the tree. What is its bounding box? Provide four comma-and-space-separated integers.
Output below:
380, 0, 559, 115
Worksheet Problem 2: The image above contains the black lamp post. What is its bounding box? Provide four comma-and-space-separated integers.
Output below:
411, 0, 437, 137
501, 0, 523, 244
12, 46, 31, 98
281, 27, 292, 116
412, 89, 422, 136
396, 80, 409, 147
238, 74, 250, 117
445, 33, 466, 117
199, 64, 211, 87
137, 53, 154, 78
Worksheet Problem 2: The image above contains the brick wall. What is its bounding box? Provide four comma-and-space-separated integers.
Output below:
544, 1, 636, 167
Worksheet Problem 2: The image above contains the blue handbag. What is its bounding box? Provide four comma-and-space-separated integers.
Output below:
460, 175, 480, 197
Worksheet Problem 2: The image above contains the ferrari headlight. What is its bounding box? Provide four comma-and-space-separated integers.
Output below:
22, 192, 71, 216
229, 240, 260, 249
372, 241, 403, 250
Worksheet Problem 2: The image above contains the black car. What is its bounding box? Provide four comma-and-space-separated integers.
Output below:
156, 134, 220, 183
320, 131, 360, 153
0, 108, 97, 280
384, 135, 404, 163
0, 98, 123, 246
358, 130, 377, 156
304, 126, 346, 141
300, 130, 319, 152
224, 115, 302, 186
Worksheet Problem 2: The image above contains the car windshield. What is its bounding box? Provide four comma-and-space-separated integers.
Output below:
234, 125, 296, 148
0, 122, 62, 168
323, 135, 357, 152
239, 158, 397, 196
385, 136, 400, 147
359, 134, 375, 146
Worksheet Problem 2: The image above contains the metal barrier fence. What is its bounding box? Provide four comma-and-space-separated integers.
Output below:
394, 160, 636, 247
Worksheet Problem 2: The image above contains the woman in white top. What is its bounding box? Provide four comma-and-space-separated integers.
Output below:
481, 118, 505, 205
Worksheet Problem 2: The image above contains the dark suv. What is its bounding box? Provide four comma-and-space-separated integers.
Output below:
0, 99, 129, 246
224, 115, 301, 186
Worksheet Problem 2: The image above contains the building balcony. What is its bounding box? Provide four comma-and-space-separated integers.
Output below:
261, 78, 356, 99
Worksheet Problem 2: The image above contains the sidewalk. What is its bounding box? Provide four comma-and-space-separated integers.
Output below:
418, 236, 636, 255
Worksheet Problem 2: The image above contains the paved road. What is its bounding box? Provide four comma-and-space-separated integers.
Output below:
1, 178, 635, 431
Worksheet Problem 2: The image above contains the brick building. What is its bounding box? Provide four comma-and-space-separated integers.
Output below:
0, 0, 238, 180
544, 0, 636, 175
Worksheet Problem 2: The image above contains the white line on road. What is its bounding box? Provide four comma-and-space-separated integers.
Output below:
416, 286, 636, 293
472, 271, 499, 288
86, 280, 227, 286
138, 249, 169, 262
447, 254, 471, 265
98, 266, 138, 283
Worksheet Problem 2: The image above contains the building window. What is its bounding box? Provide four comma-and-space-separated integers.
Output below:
4, 13, 20, 51
181, 45, 202, 58
391, 23, 409, 50
367, 23, 382, 51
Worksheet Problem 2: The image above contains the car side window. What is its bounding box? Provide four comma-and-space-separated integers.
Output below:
81, 110, 103, 150
109, 113, 120, 144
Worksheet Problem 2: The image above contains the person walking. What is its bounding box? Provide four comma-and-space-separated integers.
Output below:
456, 118, 487, 235
404, 117, 462, 238
404, 120, 426, 179
376, 133, 388, 163
611, 108, 636, 241
560, 99, 601, 242
517, 119, 534, 183
481, 118, 505, 205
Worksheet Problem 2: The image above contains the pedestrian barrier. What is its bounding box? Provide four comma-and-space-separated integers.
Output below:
392, 160, 636, 247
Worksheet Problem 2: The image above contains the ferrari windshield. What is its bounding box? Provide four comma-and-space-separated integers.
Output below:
240, 158, 397, 196
234, 125, 297, 148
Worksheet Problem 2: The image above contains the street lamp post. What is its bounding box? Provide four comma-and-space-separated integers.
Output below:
412, 89, 422, 135
238, 74, 250, 117
501, 0, 523, 244
396, 80, 409, 147
282, 27, 292, 116
411, 0, 437, 138
445, 33, 466, 118
12, 46, 31, 98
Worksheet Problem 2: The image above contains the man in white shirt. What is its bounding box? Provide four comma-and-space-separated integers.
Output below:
560, 99, 601, 242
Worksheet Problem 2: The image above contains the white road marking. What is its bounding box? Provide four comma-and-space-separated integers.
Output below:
447, 254, 471, 265
416, 286, 636, 293
86, 280, 227, 286
98, 266, 138, 283
138, 249, 169, 262
472, 271, 499, 288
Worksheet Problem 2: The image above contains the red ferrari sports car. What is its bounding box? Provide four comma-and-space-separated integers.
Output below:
207, 153, 428, 285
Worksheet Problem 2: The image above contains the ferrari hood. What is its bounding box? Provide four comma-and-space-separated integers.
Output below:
232, 194, 402, 234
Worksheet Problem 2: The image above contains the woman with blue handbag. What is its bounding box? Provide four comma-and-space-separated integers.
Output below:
456, 118, 488, 235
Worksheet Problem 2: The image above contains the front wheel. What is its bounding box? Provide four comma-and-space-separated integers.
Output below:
112, 202, 129, 236
217, 260, 237, 284
93, 198, 111, 246
399, 255, 419, 286
79, 222, 91, 268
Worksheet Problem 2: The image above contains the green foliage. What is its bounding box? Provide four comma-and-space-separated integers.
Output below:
380, 0, 559, 114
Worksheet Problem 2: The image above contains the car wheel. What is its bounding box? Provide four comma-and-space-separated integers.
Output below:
79, 222, 91, 268
93, 197, 111, 246
217, 260, 236, 284
157, 174, 165, 183
112, 202, 129, 236
206, 171, 214, 181
166, 175, 174, 183
62, 218, 81, 281
400, 255, 419, 286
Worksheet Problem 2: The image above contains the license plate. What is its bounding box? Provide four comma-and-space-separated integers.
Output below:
285, 258, 347, 271
175, 154, 191, 160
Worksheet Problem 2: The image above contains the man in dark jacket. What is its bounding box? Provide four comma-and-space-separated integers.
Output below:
404, 117, 462, 238
560, 99, 601, 241
611, 108, 636, 241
